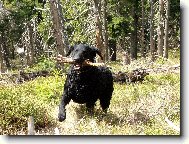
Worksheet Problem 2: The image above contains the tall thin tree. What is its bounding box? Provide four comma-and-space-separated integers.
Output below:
57, 0, 70, 53
27, 22, 35, 66
102, 0, 109, 61
0, 34, 5, 72
49, 0, 65, 56
141, 0, 145, 57
163, 0, 170, 58
150, 0, 155, 61
93, 0, 105, 62
130, 0, 138, 60
157, 0, 164, 57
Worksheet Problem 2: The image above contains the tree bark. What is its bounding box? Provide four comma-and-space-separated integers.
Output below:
93, 0, 105, 62
130, 1, 138, 60
57, 0, 70, 53
163, 0, 170, 58
102, 0, 109, 61
49, 0, 65, 56
1, 31, 11, 69
0, 34, 5, 72
157, 0, 164, 57
27, 22, 35, 65
150, 0, 155, 61
122, 51, 130, 65
141, 0, 145, 57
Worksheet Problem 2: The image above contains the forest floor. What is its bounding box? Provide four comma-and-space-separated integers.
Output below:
0, 49, 180, 135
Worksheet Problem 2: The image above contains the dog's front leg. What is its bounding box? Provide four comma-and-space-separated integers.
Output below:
58, 93, 71, 122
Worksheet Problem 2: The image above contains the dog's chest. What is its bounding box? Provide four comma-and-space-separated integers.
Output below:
67, 69, 100, 102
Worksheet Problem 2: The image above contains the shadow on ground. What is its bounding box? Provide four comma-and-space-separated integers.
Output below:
74, 104, 126, 126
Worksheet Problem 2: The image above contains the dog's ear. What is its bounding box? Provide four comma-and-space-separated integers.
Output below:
66, 45, 74, 57
91, 46, 103, 60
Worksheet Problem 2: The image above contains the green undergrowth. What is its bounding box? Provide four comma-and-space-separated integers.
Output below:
0, 49, 180, 135
112, 72, 180, 135
56, 69, 180, 135
0, 74, 65, 135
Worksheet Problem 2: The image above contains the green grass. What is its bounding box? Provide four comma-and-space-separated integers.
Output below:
0, 75, 65, 135
0, 50, 180, 135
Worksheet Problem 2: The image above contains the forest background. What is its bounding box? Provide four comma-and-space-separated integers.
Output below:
0, 0, 180, 135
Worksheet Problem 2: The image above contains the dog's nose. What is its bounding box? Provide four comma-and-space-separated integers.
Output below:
73, 58, 82, 63
73, 58, 79, 62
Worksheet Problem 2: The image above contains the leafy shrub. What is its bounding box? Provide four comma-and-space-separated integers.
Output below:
0, 75, 65, 134
29, 56, 56, 71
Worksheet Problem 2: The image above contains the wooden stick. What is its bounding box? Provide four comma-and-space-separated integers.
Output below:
54, 127, 60, 135
82, 60, 105, 67
165, 117, 180, 132
28, 116, 35, 135
53, 56, 105, 67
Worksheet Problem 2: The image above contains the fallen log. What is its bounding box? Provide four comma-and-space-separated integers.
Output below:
16, 70, 51, 83
0, 70, 54, 84
113, 64, 180, 84
113, 69, 149, 83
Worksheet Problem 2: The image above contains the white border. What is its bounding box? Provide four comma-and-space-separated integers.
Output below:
1, 1, 188, 144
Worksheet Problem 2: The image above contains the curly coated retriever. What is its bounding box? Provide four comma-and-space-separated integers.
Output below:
58, 44, 114, 122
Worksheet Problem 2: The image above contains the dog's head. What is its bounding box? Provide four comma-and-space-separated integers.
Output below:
66, 44, 103, 69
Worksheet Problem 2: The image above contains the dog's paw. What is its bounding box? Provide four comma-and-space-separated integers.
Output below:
58, 113, 66, 122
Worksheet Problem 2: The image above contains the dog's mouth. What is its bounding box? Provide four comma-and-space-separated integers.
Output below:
56, 56, 105, 70
73, 63, 82, 70
73, 59, 92, 70
72, 58, 83, 70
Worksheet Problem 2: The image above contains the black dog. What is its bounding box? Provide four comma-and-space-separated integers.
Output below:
58, 44, 114, 122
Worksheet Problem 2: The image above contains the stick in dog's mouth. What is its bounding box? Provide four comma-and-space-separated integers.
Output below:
56, 57, 105, 68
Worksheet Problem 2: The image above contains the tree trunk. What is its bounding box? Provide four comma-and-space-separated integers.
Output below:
28, 22, 35, 65
141, 0, 145, 57
1, 31, 11, 69
150, 0, 155, 61
57, 0, 70, 53
49, 0, 65, 56
0, 34, 5, 72
130, 1, 138, 60
102, 0, 109, 61
122, 51, 130, 65
93, 0, 105, 62
163, 0, 170, 58
11, 40, 15, 59
157, 0, 164, 57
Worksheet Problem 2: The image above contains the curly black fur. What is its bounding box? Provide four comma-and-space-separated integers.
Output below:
58, 44, 114, 122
